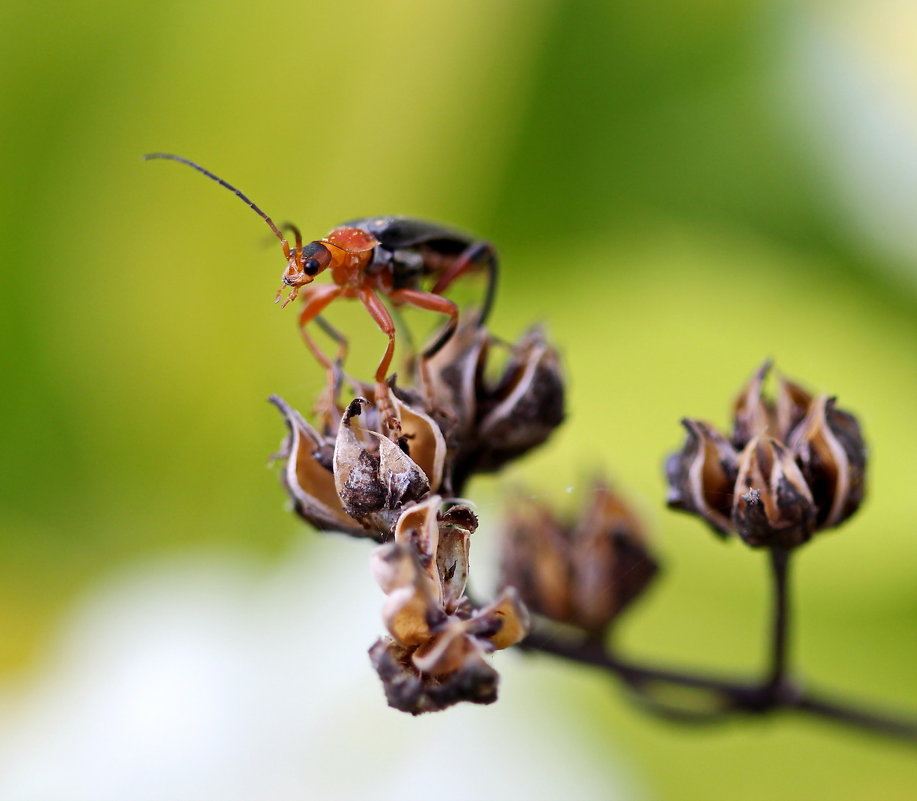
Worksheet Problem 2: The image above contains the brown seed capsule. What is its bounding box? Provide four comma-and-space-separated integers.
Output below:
664, 420, 739, 536
732, 437, 816, 548
665, 362, 867, 548
369, 495, 530, 714
499, 481, 659, 635
270, 395, 368, 539
422, 323, 566, 489
272, 387, 447, 540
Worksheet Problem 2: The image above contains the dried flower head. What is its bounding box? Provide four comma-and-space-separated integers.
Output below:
665, 362, 867, 548
499, 481, 659, 635
369, 495, 530, 714
423, 323, 565, 489
272, 390, 446, 541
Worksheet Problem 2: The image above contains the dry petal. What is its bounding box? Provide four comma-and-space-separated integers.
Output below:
732, 361, 777, 448
790, 395, 866, 529
372, 544, 441, 647
412, 620, 482, 675
775, 375, 813, 442
475, 327, 565, 472
436, 507, 476, 614
421, 321, 488, 435
733, 437, 816, 548
473, 586, 530, 651
334, 399, 430, 535
500, 499, 573, 622
666, 419, 739, 535
270, 395, 371, 539
369, 637, 498, 715
393, 395, 447, 493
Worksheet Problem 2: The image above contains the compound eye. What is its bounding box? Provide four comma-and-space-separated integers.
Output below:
303, 258, 321, 276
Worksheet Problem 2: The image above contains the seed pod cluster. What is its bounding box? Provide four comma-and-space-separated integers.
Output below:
665, 362, 867, 549
272, 321, 566, 713
499, 482, 660, 634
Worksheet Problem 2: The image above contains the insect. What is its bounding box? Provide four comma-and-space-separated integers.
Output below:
144, 153, 498, 428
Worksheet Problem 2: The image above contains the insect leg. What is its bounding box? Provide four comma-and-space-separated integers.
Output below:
429, 241, 498, 326
389, 288, 460, 360
359, 288, 400, 430
314, 314, 349, 366
297, 285, 346, 424
297, 284, 344, 372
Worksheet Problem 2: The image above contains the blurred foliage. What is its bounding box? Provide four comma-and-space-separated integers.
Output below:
1, 0, 915, 799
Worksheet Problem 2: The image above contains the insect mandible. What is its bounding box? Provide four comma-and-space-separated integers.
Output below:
144, 153, 498, 428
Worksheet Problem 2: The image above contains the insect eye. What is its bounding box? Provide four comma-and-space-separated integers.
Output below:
303, 258, 321, 276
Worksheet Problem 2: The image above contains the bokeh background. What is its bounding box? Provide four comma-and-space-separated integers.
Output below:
1, 0, 916, 799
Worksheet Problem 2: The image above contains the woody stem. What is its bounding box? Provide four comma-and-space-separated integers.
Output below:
519, 624, 917, 740
766, 546, 792, 695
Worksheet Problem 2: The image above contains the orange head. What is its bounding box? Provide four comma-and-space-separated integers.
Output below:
277, 226, 379, 306
278, 240, 334, 304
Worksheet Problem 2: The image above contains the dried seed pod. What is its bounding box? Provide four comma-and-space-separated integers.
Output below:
369, 495, 529, 714
500, 481, 659, 635
334, 399, 430, 535
270, 395, 371, 540
422, 323, 566, 488
732, 437, 816, 549
665, 364, 867, 548
789, 395, 866, 530
273, 389, 447, 540
665, 419, 739, 536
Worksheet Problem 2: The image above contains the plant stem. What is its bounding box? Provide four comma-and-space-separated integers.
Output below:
518, 623, 917, 742
795, 691, 917, 740
767, 547, 792, 696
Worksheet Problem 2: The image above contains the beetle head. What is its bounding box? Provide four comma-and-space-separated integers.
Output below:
277, 241, 333, 306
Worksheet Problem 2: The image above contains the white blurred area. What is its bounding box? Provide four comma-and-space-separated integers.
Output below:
780, 0, 917, 289
0, 537, 639, 801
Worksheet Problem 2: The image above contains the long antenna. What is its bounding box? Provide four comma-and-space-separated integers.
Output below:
144, 153, 290, 258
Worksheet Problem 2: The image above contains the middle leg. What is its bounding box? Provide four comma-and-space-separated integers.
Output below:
359, 287, 400, 430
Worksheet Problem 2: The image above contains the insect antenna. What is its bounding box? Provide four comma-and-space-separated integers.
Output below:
144, 153, 292, 259
279, 222, 304, 259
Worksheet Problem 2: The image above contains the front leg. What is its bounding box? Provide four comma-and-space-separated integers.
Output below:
297, 284, 344, 421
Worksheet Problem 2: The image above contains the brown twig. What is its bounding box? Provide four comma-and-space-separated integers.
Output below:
514, 544, 917, 743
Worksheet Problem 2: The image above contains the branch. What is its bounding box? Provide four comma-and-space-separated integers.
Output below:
518, 623, 917, 742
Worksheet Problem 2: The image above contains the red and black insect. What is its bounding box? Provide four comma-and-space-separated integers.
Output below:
145, 153, 497, 425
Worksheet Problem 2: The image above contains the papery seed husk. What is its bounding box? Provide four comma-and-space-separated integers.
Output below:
474, 586, 530, 651
500, 501, 574, 622
733, 437, 815, 548
369, 637, 499, 715
271, 395, 370, 538
790, 395, 866, 530
666, 419, 738, 535
732, 361, 776, 449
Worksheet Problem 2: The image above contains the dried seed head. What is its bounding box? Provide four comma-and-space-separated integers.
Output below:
369, 495, 529, 714
500, 481, 659, 635
665, 363, 867, 548
368, 636, 498, 715
423, 323, 566, 488
273, 389, 447, 540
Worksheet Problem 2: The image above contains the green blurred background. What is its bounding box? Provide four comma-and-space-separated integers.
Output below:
1, 0, 916, 799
